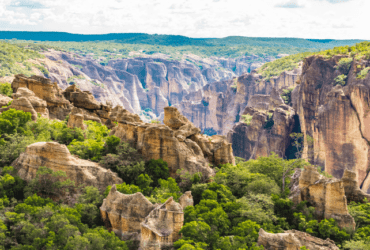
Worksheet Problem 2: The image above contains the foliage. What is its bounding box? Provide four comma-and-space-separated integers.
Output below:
357, 67, 370, 80
0, 108, 32, 135
333, 74, 347, 86
100, 141, 145, 184
149, 178, 182, 203
145, 159, 170, 187
0, 83, 12, 97
241, 114, 253, 125
281, 87, 295, 105
336, 57, 353, 73
68, 139, 105, 161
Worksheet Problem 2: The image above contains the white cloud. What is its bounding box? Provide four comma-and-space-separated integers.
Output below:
0, 0, 367, 39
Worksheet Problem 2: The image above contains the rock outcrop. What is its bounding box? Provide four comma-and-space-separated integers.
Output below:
67, 107, 86, 130
140, 197, 184, 250
12, 87, 49, 119
292, 165, 355, 230
0, 94, 11, 107
179, 191, 194, 209
294, 55, 370, 193
110, 106, 235, 178
100, 185, 155, 240
12, 142, 122, 190
227, 94, 296, 160
257, 228, 339, 250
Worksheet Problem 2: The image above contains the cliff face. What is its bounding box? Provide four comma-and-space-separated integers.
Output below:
295, 55, 370, 192
227, 88, 296, 160
40, 50, 276, 122
177, 68, 300, 135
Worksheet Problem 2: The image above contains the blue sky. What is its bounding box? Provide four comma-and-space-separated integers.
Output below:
0, 0, 367, 39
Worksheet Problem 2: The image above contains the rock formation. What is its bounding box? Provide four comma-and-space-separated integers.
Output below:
67, 107, 86, 130
179, 191, 194, 209
342, 169, 370, 203
12, 87, 49, 119
257, 228, 339, 250
140, 197, 184, 250
177, 67, 300, 135
100, 185, 155, 240
294, 55, 370, 193
227, 90, 296, 160
291, 165, 355, 230
110, 106, 235, 178
12, 142, 122, 190
0, 94, 11, 107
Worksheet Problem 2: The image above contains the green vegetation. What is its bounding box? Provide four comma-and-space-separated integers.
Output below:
333, 74, 348, 86
336, 57, 353, 72
0, 41, 44, 77
357, 67, 370, 80
0, 83, 12, 97
281, 87, 295, 105
241, 114, 253, 125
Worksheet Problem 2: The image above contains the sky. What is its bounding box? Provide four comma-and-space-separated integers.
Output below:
0, 0, 368, 40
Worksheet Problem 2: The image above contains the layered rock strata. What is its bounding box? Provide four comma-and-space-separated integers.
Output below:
294, 55, 370, 192
12, 142, 122, 190
257, 228, 339, 250
110, 106, 235, 178
292, 165, 355, 230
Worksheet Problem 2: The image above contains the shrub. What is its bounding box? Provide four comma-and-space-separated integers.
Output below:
0, 83, 12, 97
357, 67, 370, 80
145, 159, 170, 187
333, 74, 347, 86
241, 114, 253, 125
336, 57, 353, 73
0, 108, 32, 135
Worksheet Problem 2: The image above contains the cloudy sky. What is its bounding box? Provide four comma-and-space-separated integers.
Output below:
0, 0, 368, 39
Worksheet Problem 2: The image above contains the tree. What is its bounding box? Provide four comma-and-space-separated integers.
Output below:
145, 159, 170, 187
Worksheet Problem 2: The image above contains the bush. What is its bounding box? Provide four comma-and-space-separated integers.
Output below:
0, 83, 12, 97
336, 57, 353, 73
0, 108, 32, 135
357, 67, 370, 80
145, 159, 170, 187
68, 139, 105, 161
333, 74, 347, 86
241, 114, 253, 125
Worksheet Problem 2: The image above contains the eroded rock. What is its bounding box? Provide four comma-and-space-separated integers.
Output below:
140, 197, 184, 250
12, 142, 122, 190
257, 228, 339, 250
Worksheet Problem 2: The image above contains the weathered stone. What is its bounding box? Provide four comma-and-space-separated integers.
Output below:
257, 228, 339, 250
111, 107, 235, 178
295, 55, 370, 193
67, 107, 85, 129
13, 87, 49, 119
100, 185, 155, 239
293, 165, 355, 230
63, 85, 101, 110
11, 74, 72, 120
341, 169, 370, 203
179, 191, 194, 209
12, 142, 122, 190
227, 103, 295, 160
0, 94, 11, 107
140, 197, 184, 250
8, 97, 38, 121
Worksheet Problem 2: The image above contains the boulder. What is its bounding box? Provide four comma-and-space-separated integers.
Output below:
63, 85, 101, 110
257, 228, 339, 250
8, 97, 38, 121
12, 142, 122, 190
100, 186, 155, 240
140, 197, 184, 250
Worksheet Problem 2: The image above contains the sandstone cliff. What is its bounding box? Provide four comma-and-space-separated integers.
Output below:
294, 55, 370, 193
177, 67, 300, 135
257, 228, 339, 250
227, 88, 296, 160
110, 106, 235, 178
12, 142, 122, 190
